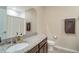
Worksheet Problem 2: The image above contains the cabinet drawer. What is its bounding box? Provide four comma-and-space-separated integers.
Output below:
39, 38, 47, 48
27, 45, 38, 53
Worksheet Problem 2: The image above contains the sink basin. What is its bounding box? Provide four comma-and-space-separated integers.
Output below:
6, 43, 29, 53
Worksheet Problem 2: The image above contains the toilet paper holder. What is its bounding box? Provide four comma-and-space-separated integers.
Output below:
53, 35, 57, 39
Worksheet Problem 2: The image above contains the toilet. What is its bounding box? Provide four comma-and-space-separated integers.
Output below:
47, 40, 55, 52
46, 32, 57, 52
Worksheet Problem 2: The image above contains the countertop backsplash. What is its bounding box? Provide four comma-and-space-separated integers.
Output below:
23, 32, 37, 39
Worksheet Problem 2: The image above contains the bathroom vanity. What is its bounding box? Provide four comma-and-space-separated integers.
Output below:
27, 37, 48, 53
0, 33, 48, 53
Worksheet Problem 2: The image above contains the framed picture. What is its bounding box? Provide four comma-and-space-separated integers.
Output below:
65, 18, 75, 34
26, 22, 31, 31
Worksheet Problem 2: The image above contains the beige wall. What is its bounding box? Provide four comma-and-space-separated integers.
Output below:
24, 7, 44, 34
42, 7, 79, 51
34, 7, 45, 33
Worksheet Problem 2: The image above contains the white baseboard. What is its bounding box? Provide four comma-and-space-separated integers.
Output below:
54, 45, 79, 53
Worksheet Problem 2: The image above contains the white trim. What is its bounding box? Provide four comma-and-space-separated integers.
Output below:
54, 45, 79, 53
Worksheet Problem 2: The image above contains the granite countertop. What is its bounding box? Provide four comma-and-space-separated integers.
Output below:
0, 33, 47, 53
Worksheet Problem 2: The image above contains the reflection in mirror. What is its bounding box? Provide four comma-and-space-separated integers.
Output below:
25, 8, 37, 33
0, 6, 7, 40
6, 6, 26, 39
0, 6, 37, 41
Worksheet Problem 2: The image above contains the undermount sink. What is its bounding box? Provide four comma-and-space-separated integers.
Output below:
6, 43, 29, 53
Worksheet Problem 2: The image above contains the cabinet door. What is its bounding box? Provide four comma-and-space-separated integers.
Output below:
39, 43, 48, 53
43, 43, 48, 53
39, 47, 44, 53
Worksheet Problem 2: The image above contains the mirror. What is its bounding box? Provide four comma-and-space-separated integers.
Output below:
0, 6, 37, 40
0, 7, 7, 40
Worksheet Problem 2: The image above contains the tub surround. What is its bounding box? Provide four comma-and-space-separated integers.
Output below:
0, 33, 47, 53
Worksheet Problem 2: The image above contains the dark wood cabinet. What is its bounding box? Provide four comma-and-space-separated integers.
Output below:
39, 43, 48, 53
27, 45, 38, 53
38, 38, 48, 53
27, 37, 48, 53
